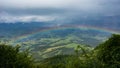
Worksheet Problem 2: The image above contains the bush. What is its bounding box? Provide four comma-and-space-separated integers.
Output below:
0, 44, 34, 68
95, 34, 120, 68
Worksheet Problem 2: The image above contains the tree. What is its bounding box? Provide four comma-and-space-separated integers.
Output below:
95, 34, 120, 67
0, 44, 34, 68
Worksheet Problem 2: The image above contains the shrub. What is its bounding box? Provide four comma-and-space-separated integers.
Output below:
0, 44, 34, 68
95, 34, 120, 68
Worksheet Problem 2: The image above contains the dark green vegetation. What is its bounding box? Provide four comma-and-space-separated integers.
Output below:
0, 34, 120, 68
95, 34, 120, 68
0, 44, 34, 68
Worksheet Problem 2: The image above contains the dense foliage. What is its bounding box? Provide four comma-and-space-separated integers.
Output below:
95, 34, 120, 68
0, 44, 34, 68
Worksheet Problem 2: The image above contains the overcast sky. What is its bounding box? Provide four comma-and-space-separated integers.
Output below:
0, 0, 120, 23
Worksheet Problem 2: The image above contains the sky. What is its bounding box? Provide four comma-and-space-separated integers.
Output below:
0, 0, 120, 23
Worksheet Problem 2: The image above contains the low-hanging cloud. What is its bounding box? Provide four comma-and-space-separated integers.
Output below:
0, 12, 57, 23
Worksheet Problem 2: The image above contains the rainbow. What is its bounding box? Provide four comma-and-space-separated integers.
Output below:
12, 25, 120, 43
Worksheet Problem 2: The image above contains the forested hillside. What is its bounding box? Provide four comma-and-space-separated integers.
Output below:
0, 34, 120, 68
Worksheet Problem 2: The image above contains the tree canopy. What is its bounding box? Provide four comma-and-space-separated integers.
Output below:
0, 44, 34, 68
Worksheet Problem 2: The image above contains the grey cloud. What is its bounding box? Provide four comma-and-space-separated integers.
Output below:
0, 8, 67, 15
0, 0, 120, 23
